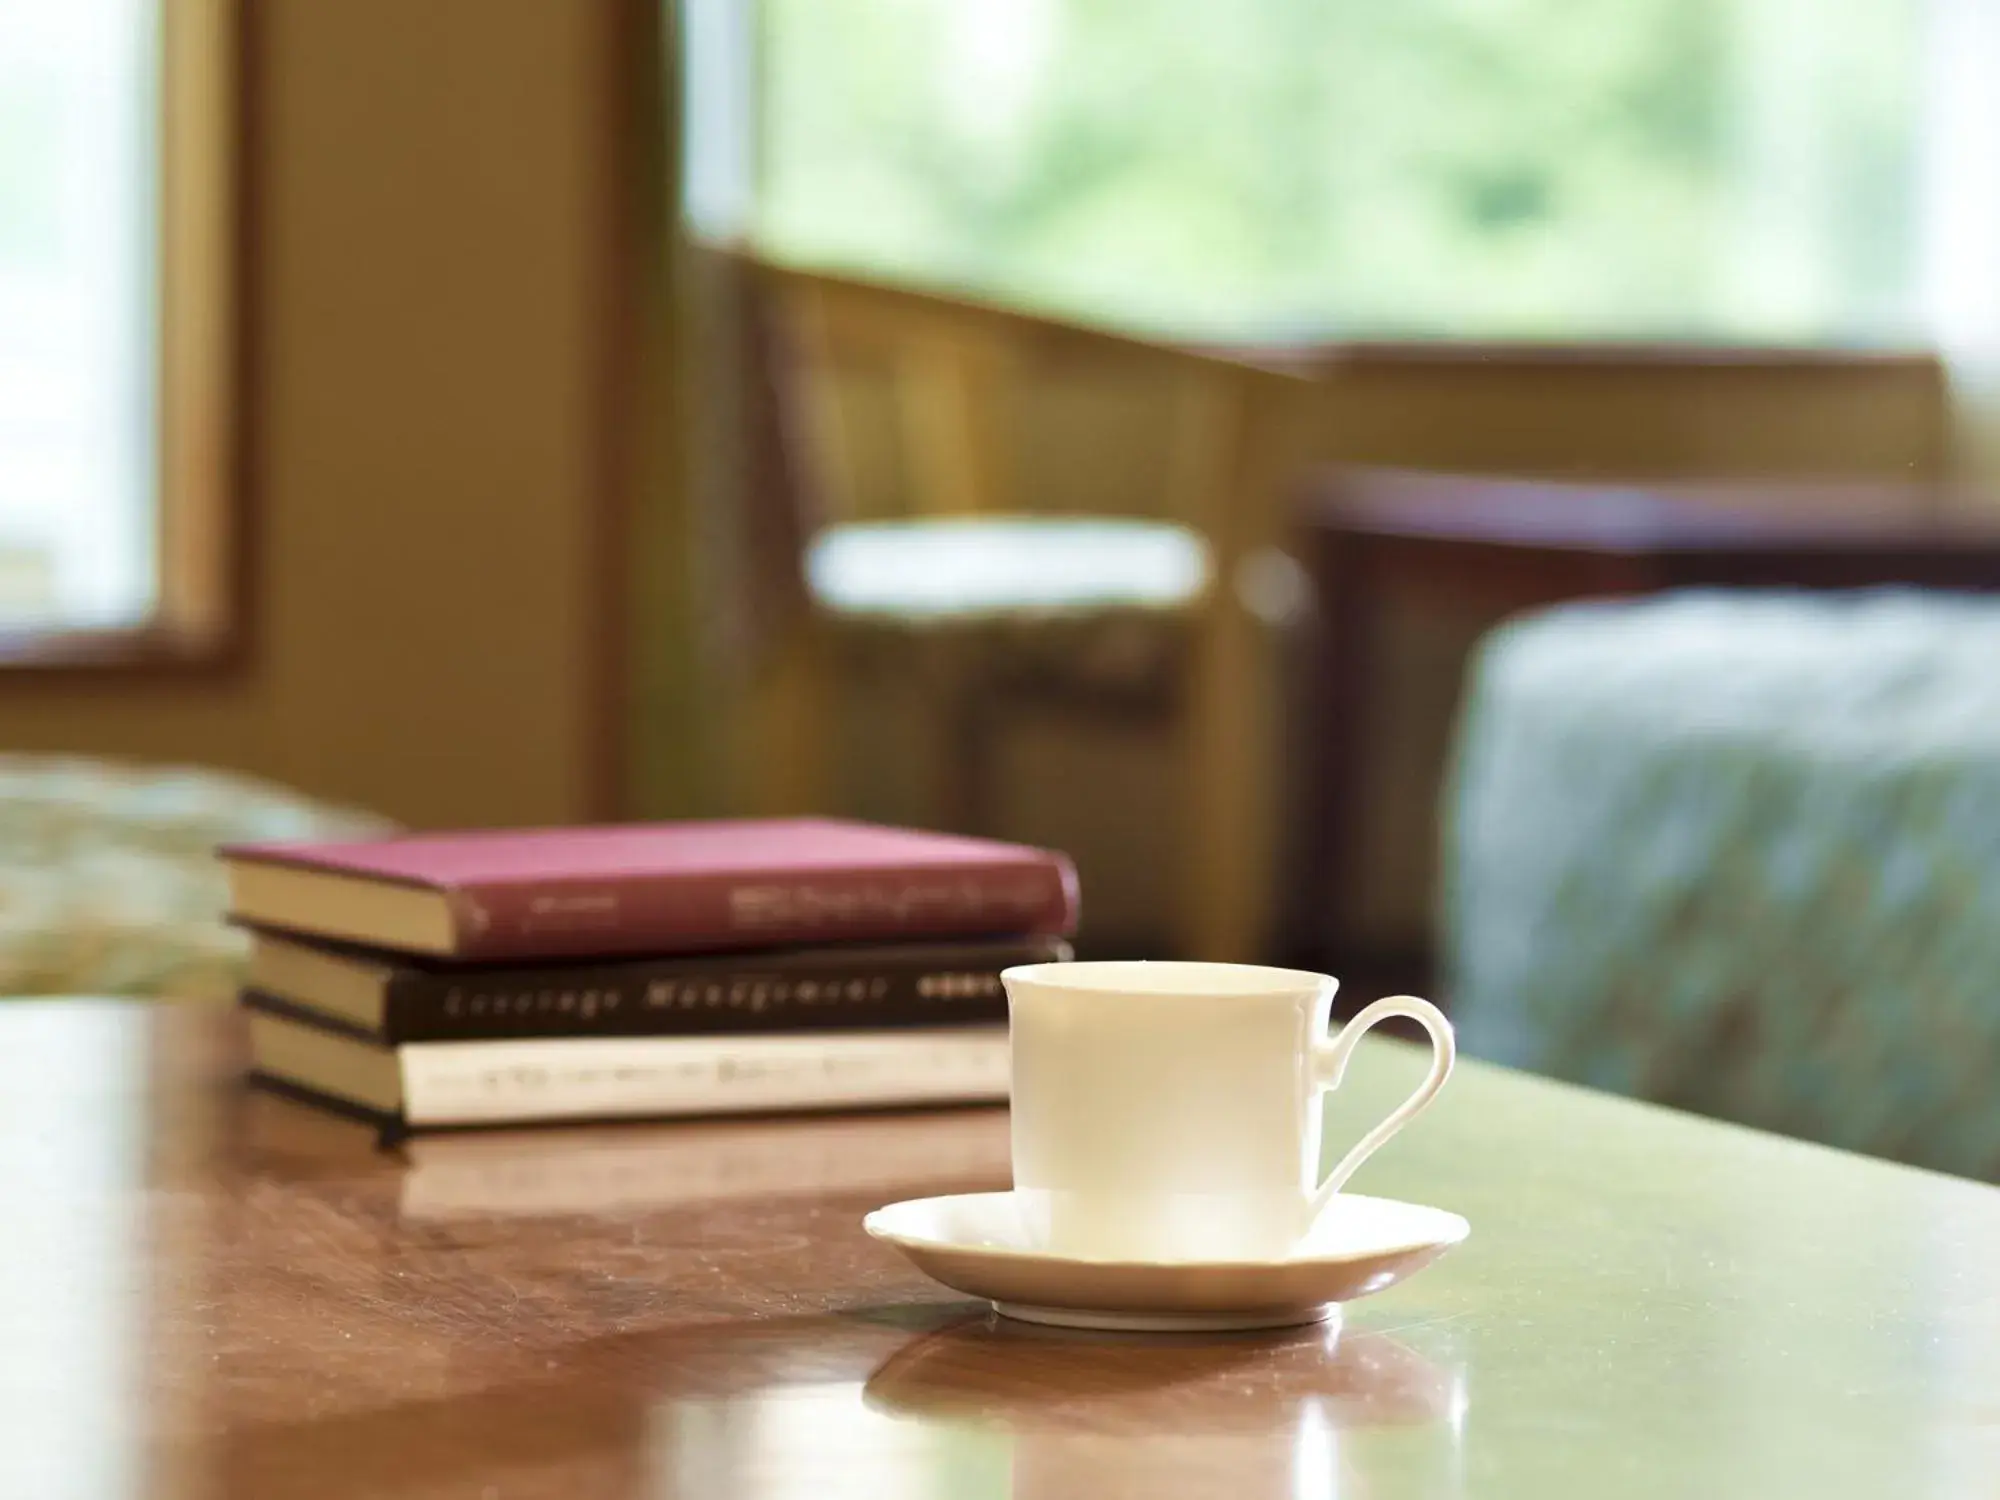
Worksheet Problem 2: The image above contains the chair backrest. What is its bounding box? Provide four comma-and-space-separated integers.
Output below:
722, 253, 1315, 962
739, 254, 1313, 577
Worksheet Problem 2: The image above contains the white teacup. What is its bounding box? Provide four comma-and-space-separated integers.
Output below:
1000, 960, 1455, 1262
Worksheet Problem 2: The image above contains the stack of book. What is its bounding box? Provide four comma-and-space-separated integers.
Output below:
218, 817, 1077, 1136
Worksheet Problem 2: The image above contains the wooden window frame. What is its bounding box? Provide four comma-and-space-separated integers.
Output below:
0, 0, 248, 677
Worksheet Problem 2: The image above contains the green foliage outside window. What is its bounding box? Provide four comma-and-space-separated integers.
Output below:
756, 0, 1924, 343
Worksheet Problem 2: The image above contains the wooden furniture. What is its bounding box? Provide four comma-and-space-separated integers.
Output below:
1289, 467, 2000, 971
733, 255, 1313, 962
12, 997, 2000, 1496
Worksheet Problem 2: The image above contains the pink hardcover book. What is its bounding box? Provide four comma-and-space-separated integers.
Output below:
220, 817, 1079, 961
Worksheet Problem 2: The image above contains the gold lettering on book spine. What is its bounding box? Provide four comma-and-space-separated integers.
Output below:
727, 875, 1053, 930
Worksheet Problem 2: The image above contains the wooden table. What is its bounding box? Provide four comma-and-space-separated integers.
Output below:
1287, 468, 2000, 974
9, 997, 2000, 1498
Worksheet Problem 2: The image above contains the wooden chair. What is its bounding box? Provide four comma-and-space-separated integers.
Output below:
729, 253, 1313, 962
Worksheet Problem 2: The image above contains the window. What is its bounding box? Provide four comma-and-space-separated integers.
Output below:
0, 0, 234, 653
744, 0, 1928, 346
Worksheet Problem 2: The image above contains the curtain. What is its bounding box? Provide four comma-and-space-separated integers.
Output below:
1922, 0, 2000, 510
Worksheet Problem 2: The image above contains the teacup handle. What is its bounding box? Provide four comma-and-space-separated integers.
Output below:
1308, 995, 1455, 1217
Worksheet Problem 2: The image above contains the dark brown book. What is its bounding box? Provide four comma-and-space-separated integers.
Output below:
240, 931, 1067, 1043
219, 817, 1079, 961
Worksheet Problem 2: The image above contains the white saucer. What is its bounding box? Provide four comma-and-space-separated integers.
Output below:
863, 1190, 1469, 1333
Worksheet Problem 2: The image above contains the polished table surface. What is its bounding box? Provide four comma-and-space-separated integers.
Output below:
6, 999, 2000, 1499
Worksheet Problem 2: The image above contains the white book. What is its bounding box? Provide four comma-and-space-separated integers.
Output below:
246, 1011, 1012, 1128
